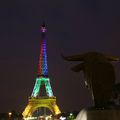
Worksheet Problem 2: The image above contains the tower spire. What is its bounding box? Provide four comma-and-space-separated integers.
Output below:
38, 22, 48, 77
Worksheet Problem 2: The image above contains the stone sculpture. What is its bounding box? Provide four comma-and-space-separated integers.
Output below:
63, 52, 119, 108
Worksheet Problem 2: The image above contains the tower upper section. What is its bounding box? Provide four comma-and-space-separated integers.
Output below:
37, 23, 48, 77
31, 23, 54, 98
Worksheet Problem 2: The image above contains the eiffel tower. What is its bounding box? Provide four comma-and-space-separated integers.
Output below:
22, 23, 61, 119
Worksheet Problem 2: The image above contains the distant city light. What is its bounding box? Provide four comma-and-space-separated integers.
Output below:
70, 113, 73, 116
24, 116, 37, 120
8, 112, 12, 116
60, 116, 66, 120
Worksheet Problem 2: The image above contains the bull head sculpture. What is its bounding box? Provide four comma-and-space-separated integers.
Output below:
63, 52, 119, 108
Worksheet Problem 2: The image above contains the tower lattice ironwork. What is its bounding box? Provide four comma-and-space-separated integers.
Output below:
22, 23, 61, 119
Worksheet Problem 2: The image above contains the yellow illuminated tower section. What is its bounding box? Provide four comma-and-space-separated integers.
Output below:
22, 23, 61, 119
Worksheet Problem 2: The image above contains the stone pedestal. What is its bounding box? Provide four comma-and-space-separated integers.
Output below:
76, 108, 120, 120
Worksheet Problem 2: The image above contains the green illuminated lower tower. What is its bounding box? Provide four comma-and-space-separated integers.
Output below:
22, 23, 61, 119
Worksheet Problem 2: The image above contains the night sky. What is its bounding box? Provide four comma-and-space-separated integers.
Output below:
0, 0, 120, 113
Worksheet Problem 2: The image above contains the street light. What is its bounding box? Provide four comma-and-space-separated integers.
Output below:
8, 112, 12, 119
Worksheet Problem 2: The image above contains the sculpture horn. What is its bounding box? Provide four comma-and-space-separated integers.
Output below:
61, 54, 85, 61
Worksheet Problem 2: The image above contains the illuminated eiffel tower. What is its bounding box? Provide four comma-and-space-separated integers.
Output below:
22, 23, 61, 119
